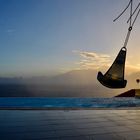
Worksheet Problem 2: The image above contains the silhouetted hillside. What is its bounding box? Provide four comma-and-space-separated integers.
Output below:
0, 69, 115, 97
0, 70, 139, 97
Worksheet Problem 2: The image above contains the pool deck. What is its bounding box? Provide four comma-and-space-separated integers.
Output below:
1, 109, 140, 140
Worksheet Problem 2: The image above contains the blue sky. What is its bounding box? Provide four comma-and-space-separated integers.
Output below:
0, 0, 140, 77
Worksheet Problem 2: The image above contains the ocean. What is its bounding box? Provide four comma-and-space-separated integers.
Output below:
0, 97, 140, 109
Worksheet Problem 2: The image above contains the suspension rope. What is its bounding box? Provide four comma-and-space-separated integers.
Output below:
113, 0, 140, 48
129, 0, 133, 26
132, 8, 140, 27
127, 3, 140, 23
123, 27, 132, 48
123, 0, 133, 48
113, 0, 132, 22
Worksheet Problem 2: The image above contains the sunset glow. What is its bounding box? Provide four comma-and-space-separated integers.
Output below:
0, 0, 140, 77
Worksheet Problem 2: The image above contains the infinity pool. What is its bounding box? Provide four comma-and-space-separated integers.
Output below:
0, 97, 140, 109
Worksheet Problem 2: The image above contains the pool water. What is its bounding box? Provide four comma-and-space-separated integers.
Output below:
0, 97, 140, 109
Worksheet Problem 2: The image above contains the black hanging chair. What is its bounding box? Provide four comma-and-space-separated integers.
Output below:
97, 0, 140, 89
97, 47, 127, 88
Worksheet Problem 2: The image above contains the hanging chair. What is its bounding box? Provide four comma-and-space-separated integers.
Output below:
97, 0, 140, 89
97, 47, 127, 88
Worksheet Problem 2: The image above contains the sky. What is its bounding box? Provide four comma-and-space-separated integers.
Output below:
0, 0, 140, 77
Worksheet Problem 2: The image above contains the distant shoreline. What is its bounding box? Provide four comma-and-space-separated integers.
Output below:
0, 107, 140, 110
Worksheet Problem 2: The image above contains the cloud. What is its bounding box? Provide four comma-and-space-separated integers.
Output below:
74, 50, 111, 69
125, 63, 140, 75
74, 50, 140, 74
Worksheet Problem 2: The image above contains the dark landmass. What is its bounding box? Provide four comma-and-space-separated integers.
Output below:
0, 84, 111, 97
0, 69, 139, 97
0, 70, 116, 97
115, 89, 135, 97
